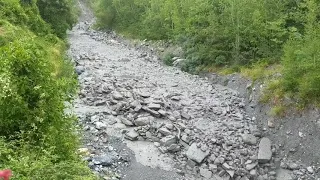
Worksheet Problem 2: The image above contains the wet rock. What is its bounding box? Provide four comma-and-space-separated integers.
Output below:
75, 66, 85, 75
125, 129, 139, 141
92, 154, 116, 166
186, 143, 210, 163
199, 167, 212, 178
258, 138, 272, 163
242, 134, 257, 145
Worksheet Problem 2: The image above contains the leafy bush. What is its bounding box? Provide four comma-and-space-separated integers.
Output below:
0, 0, 96, 179
0, 138, 97, 180
0, 0, 50, 35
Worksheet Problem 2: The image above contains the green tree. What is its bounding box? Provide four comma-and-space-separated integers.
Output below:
36, 0, 77, 38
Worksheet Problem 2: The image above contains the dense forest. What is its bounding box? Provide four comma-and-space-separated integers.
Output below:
93, 0, 320, 107
0, 0, 96, 179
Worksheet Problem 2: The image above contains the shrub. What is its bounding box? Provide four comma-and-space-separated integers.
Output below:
163, 53, 174, 66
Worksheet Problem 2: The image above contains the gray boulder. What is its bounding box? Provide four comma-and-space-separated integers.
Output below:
258, 137, 272, 163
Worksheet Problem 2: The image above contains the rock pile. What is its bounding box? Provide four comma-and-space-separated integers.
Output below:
75, 67, 282, 180
70, 13, 318, 180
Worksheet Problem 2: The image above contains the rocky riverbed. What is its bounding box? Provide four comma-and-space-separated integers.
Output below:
67, 1, 319, 180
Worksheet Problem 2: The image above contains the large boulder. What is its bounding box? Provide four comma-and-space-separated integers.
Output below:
258, 138, 272, 163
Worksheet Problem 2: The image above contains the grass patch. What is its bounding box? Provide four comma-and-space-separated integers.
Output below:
269, 105, 286, 117
163, 53, 174, 66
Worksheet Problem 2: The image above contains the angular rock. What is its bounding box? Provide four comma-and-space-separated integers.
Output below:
95, 121, 107, 130
276, 169, 293, 180
172, 111, 181, 119
222, 163, 232, 170
131, 100, 142, 111
226, 170, 235, 178
242, 134, 257, 145
307, 166, 314, 174
95, 100, 106, 106
186, 143, 210, 163
134, 116, 153, 126
171, 96, 181, 101
258, 137, 272, 163
186, 159, 196, 168
92, 154, 116, 166
121, 118, 134, 126
160, 135, 177, 147
139, 91, 150, 98
125, 129, 139, 141
158, 127, 171, 136
212, 174, 230, 180
246, 162, 258, 170
181, 134, 191, 143
158, 110, 167, 116
75, 66, 85, 75
142, 106, 160, 117
112, 91, 123, 100
181, 112, 191, 120
200, 168, 212, 178
167, 144, 180, 152
148, 103, 161, 110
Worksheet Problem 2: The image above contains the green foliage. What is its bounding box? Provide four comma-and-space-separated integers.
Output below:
163, 53, 174, 66
0, 0, 96, 179
0, 0, 50, 35
94, 0, 320, 105
36, 0, 78, 38
94, 0, 288, 68
282, 0, 320, 104
0, 138, 97, 180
